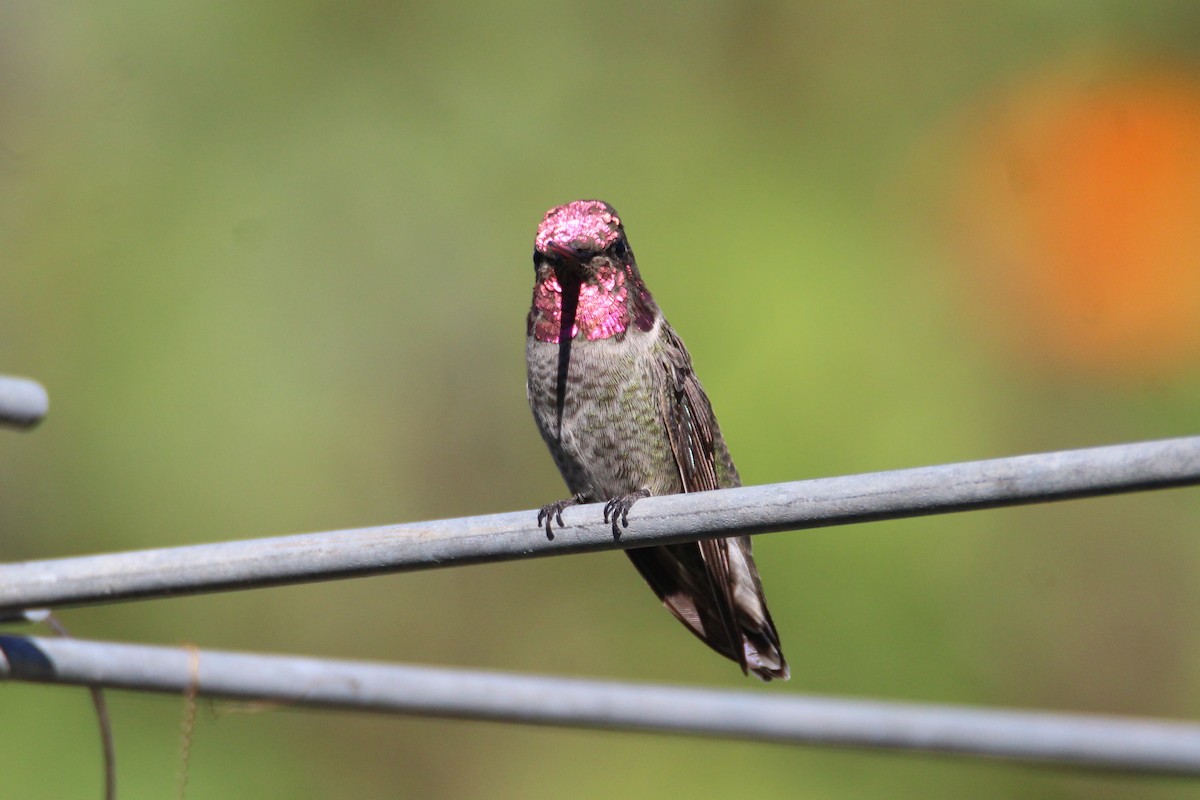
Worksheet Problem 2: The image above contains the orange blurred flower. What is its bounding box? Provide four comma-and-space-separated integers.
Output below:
951, 66, 1200, 378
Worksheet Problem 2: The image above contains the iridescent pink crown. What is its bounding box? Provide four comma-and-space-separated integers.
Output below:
535, 200, 622, 253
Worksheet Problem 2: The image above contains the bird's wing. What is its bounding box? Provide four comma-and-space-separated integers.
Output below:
652, 325, 745, 669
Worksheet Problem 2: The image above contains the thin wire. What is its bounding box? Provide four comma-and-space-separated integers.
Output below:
174, 645, 200, 800
44, 616, 117, 800
0, 435, 1198, 614
2, 635, 1199, 775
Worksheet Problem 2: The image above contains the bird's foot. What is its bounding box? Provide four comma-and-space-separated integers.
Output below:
537, 493, 590, 540
603, 488, 651, 539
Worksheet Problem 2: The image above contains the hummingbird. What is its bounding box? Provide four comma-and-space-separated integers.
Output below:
525, 199, 789, 681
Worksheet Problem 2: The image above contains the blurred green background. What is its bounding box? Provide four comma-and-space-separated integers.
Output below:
3, 2, 1200, 798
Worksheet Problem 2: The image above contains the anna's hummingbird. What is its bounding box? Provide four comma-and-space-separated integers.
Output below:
526, 199, 788, 681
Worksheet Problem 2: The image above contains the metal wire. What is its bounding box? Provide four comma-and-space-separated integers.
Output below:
0, 375, 48, 429
3, 436, 1199, 774
2, 634, 1199, 775
1, 435, 1199, 614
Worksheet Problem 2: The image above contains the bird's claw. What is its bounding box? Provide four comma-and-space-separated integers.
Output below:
602, 489, 651, 539
537, 494, 588, 540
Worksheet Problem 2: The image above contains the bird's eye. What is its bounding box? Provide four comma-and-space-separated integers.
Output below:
610, 239, 628, 260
